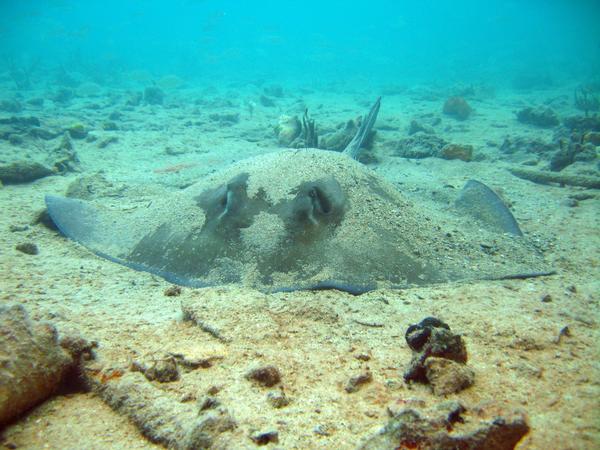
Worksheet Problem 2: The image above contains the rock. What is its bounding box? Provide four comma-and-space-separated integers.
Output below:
164, 285, 182, 296
443, 96, 472, 120
208, 112, 239, 126
126, 91, 143, 107
250, 430, 279, 445
263, 85, 284, 98
563, 115, 600, 132
424, 357, 475, 395
245, 365, 282, 387
500, 136, 557, 155
0, 304, 74, 426
275, 115, 301, 146
97, 136, 119, 148
131, 354, 180, 383
259, 94, 276, 107
516, 106, 559, 128
583, 131, 600, 146
0, 161, 53, 184
15, 242, 39, 255
0, 99, 23, 113
52, 132, 80, 173
266, 390, 290, 408
67, 123, 88, 139
144, 86, 165, 105
102, 121, 119, 131
27, 97, 45, 107
392, 133, 447, 159
51, 88, 74, 104
359, 401, 530, 450
320, 119, 359, 151
65, 172, 122, 200
439, 143, 473, 161
404, 317, 471, 395
29, 127, 59, 140
345, 370, 373, 393
408, 119, 434, 135
0, 116, 40, 128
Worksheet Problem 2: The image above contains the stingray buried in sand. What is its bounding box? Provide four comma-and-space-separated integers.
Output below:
45, 99, 552, 293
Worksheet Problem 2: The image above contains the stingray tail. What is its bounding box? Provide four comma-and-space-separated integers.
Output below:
343, 97, 381, 160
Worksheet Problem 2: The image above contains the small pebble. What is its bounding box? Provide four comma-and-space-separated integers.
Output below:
541, 294, 553, 303
9, 224, 29, 232
164, 285, 182, 296
16, 242, 38, 255
345, 370, 373, 393
250, 430, 279, 445
246, 365, 281, 387
266, 390, 290, 408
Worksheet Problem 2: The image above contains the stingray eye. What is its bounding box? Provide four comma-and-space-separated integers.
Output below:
309, 186, 332, 215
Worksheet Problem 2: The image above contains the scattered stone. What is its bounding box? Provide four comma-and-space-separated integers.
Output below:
404, 317, 471, 395
0, 161, 53, 184
359, 400, 529, 450
0, 304, 74, 426
424, 357, 475, 396
266, 390, 290, 408
0, 116, 40, 127
102, 121, 119, 131
391, 133, 447, 159
0, 99, 22, 113
408, 119, 434, 135
245, 365, 282, 387
144, 86, 165, 105
126, 91, 143, 107
541, 294, 553, 303
15, 242, 39, 255
250, 430, 279, 446
97, 135, 119, 148
500, 136, 557, 155
132, 354, 180, 383
67, 123, 88, 139
517, 106, 559, 128
197, 395, 220, 411
264, 85, 284, 97
259, 94, 276, 107
439, 143, 473, 161
345, 370, 373, 393
443, 96, 472, 120
29, 127, 59, 140
275, 115, 301, 146
208, 112, 239, 125
52, 132, 80, 173
164, 285, 182, 296
9, 224, 29, 232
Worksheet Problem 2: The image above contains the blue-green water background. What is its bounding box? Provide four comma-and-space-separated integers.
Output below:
1, 0, 599, 87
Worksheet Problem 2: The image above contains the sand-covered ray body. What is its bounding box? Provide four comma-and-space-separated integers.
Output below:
46, 149, 549, 293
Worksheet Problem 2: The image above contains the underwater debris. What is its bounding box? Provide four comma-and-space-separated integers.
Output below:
574, 86, 600, 117
143, 86, 165, 105
0, 304, 73, 426
246, 365, 282, 388
443, 96, 472, 120
15, 242, 39, 255
403, 317, 474, 395
517, 106, 559, 128
359, 400, 529, 449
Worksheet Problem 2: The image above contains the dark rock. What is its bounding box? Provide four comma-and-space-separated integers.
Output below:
197, 395, 220, 411
408, 119, 434, 135
164, 285, 182, 297
245, 365, 281, 387
15, 242, 39, 255
392, 133, 447, 159
98, 136, 119, 148
443, 97, 472, 120
404, 317, 470, 393
266, 390, 290, 408
144, 86, 164, 105
9, 224, 29, 232
0, 304, 74, 426
108, 111, 122, 120
0, 161, 53, 184
208, 112, 239, 125
132, 355, 180, 383
517, 107, 559, 128
583, 131, 600, 146
263, 85, 284, 98
67, 123, 88, 139
102, 121, 119, 131
345, 370, 373, 393
439, 143, 473, 161
250, 430, 279, 445
29, 127, 59, 140
320, 120, 358, 151
259, 94, 276, 107
359, 401, 530, 450
52, 132, 80, 173
424, 357, 475, 395
0, 99, 23, 113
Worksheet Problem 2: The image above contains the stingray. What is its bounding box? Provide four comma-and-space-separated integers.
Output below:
45, 99, 552, 294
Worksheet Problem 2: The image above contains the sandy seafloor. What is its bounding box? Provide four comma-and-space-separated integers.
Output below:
0, 79, 599, 449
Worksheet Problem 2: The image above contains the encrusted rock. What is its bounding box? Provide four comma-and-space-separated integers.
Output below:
359, 400, 529, 450
250, 430, 279, 445
345, 370, 373, 393
0, 304, 74, 426
15, 242, 39, 255
516, 106, 559, 128
404, 317, 472, 395
443, 96, 472, 120
439, 143, 473, 161
246, 365, 281, 387
132, 354, 180, 383
266, 390, 290, 408
0, 161, 53, 184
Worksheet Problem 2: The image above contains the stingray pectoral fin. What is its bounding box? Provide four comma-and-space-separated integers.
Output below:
455, 180, 523, 236
45, 195, 141, 257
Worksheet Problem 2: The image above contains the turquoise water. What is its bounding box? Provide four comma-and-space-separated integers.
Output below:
2, 0, 599, 86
